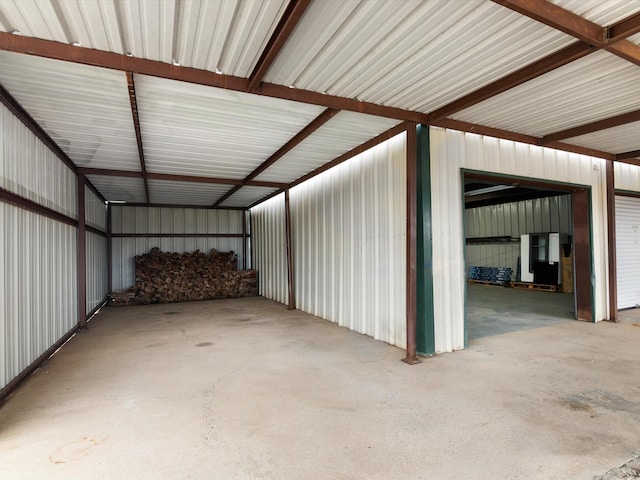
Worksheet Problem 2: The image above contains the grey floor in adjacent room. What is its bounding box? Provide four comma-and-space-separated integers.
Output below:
467, 283, 575, 340
2, 296, 640, 479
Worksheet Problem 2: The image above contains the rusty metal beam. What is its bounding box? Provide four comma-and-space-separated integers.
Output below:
77, 172, 87, 330
77, 167, 286, 188
542, 108, 640, 144
616, 150, 640, 161
248, 0, 311, 92
491, 0, 606, 46
403, 123, 418, 364
0, 32, 428, 124
608, 11, 640, 43
607, 40, 640, 67
284, 188, 295, 310
125, 72, 149, 204
605, 160, 618, 322
213, 108, 340, 207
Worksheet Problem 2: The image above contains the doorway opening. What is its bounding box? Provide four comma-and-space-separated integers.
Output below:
463, 172, 592, 341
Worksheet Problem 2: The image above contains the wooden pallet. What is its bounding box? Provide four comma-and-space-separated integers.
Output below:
468, 279, 507, 286
510, 281, 559, 292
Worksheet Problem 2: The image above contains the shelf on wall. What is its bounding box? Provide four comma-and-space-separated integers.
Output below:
466, 236, 520, 245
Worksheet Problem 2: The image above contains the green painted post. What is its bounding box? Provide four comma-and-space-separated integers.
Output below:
416, 124, 435, 355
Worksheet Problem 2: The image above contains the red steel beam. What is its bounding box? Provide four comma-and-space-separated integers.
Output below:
607, 11, 640, 43
284, 188, 295, 310
605, 160, 618, 322
248, 0, 312, 92
125, 72, 150, 204
403, 123, 418, 364
77, 172, 87, 330
77, 167, 286, 188
542, 109, 640, 144
616, 150, 640, 161
491, 0, 606, 46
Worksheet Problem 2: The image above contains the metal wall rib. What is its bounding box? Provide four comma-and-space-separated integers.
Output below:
110, 206, 245, 291
431, 127, 609, 353
251, 133, 407, 348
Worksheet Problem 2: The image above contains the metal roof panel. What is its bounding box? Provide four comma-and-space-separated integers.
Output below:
87, 175, 147, 203
0, 51, 140, 170
265, 0, 577, 113
219, 186, 278, 207
451, 51, 640, 136
147, 178, 231, 205
254, 111, 401, 183
564, 120, 640, 154
135, 74, 325, 179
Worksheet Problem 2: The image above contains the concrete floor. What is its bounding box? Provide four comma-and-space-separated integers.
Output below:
1, 297, 640, 479
467, 283, 575, 339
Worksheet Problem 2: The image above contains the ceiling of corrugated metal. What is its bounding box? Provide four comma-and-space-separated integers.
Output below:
0, 0, 639, 208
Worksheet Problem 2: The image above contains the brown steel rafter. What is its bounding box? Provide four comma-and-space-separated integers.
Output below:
247, 0, 312, 92
126, 72, 150, 204
542, 109, 640, 144
213, 107, 340, 207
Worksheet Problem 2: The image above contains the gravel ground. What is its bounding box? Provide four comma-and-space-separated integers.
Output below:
596, 456, 640, 479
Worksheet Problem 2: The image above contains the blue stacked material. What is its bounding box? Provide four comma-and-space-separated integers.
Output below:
469, 266, 513, 285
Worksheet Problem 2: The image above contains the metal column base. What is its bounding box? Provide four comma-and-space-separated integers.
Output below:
401, 355, 422, 365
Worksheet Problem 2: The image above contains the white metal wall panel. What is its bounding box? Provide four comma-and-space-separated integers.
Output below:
614, 162, 640, 192
452, 52, 640, 136
431, 127, 610, 353
466, 195, 572, 275
147, 178, 231, 206
265, 0, 575, 112
615, 196, 640, 309
250, 193, 288, 305
565, 121, 640, 155
86, 175, 147, 203
254, 111, 401, 184
86, 231, 108, 312
1, 102, 77, 218
219, 186, 279, 208
0, 51, 140, 171
111, 206, 245, 291
1, 203, 77, 391
135, 74, 324, 179
290, 132, 407, 347
85, 185, 107, 231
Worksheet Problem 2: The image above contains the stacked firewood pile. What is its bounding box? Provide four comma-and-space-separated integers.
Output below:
112, 247, 258, 305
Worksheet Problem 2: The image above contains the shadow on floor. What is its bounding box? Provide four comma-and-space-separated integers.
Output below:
467, 283, 575, 340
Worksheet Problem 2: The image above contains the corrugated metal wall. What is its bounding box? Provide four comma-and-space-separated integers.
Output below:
466, 195, 572, 274
614, 161, 640, 192
431, 127, 610, 353
110, 206, 246, 291
1, 103, 78, 391
252, 133, 407, 348
615, 195, 640, 309
251, 193, 288, 305
85, 186, 108, 313
0, 103, 77, 217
